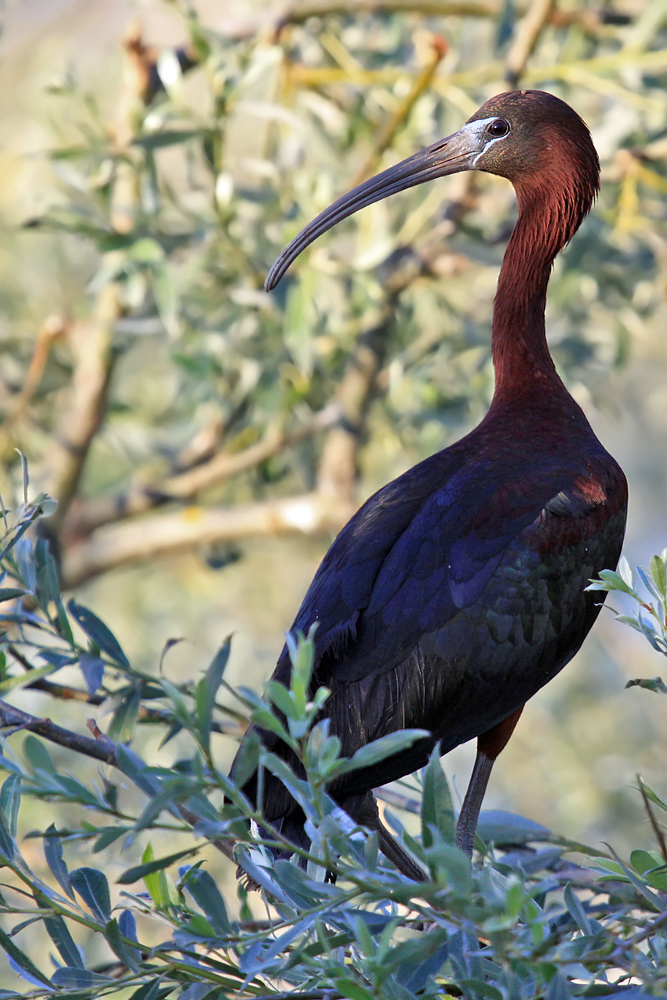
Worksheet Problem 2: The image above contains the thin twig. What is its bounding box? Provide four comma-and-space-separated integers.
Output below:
61, 490, 355, 588
8, 644, 244, 735
0, 699, 116, 764
66, 405, 340, 537
348, 33, 448, 188
504, 0, 555, 88
639, 776, 667, 864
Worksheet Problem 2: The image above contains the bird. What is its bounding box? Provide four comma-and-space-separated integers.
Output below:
231, 90, 628, 878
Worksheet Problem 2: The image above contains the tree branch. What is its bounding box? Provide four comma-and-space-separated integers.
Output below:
65, 404, 341, 538
504, 0, 555, 88
61, 490, 355, 588
0, 698, 116, 764
348, 32, 448, 189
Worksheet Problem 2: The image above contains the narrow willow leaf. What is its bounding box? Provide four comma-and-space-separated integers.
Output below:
117, 847, 197, 885
78, 653, 105, 696
43, 914, 83, 969
0, 926, 52, 988
51, 968, 113, 988
183, 867, 231, 935
337, 729, 429, 775
626, 676, 667, 694
196, 637, 231, 752
0, 774, 21, 841
107, 686, 141, 742
105, 916, 142, 971
421, 748, 455, 848
70, 867, 111, 922
44, 825, 74, 899
0, 588, 27, 601
332, 976, 376, 1000
67, 599, 130, 667
650, 554, 667, 601
563, 882, 591, 935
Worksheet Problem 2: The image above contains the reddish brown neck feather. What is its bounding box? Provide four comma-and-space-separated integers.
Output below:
491, 133, 598, 403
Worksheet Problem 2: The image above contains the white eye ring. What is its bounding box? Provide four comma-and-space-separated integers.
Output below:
486, 119, 510, 138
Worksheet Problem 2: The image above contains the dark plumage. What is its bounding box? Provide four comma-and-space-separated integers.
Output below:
232, 91, 627, 875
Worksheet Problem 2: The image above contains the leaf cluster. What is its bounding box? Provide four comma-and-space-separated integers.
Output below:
1, 491, 667, 998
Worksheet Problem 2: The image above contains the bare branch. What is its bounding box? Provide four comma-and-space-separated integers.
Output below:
65, 404, 340, 537
218, 2, 613, 41
45, 289, 121, 535
62, 490, 354, 588
348, 32, 448, 188
0, 698, 116, 764
505, 0, 555, 88
639, 776, 667, 864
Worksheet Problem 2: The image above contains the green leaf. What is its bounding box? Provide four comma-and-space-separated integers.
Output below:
229, 729, 261, 790
0, 774, 21, 842
337, 729, 429, 776
70, 866, 111, 921
128, 980, 173, 1000
421, 748, 455, 848
265, 679, 299, 720
0, 926, 52, 988
93, 826, 129, 852
23, 735, 56, 773
333, 977, 376, 1000
638, 778, 667, 813
0, 662, 57, 694
127, 237, 165, 263
43, 914, 83, 969
183, 867, 231, 935
51, 968, 114, 988
117, 847, 197, 884
563, 882, 591, 934
586, 569, 638, 596
78, 653, 105, 696
133, 128, 206, 150
43, 825, 74, 899
67, 599, 130, 667
477, 810, 550, 845
626, 676, 667, 694
105, 916, 142, 971
425, 836, 471, 897
250, 707, 293, 745
141, 843, 174, 910
196, 637, 231, 751
107, 686, 141, 742
0, 588, 27, 602
650, 554, 667, 601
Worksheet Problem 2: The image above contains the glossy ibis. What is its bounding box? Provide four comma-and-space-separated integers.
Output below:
232, 90, 627, 876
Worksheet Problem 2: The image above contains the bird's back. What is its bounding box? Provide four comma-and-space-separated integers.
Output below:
235, 392, 627, 832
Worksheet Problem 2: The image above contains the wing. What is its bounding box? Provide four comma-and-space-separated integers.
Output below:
237, 435, 626, 821
275, 441, 625, 690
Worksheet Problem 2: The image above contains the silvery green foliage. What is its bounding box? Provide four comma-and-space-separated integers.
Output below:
1, 496, 667, 998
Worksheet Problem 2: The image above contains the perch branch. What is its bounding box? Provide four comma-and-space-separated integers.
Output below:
504, 0, 555, 87
66, 404, 340, 538
348, 32, 448, 188
0, 698, 116, 764
61, 490, 355, 588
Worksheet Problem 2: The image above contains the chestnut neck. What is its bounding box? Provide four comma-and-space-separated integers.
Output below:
490, 176, 583, 408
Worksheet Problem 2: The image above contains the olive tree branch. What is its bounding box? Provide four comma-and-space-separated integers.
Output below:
504, 0, 555, 88
61, 490, 355, 588
65, 404, 341, 538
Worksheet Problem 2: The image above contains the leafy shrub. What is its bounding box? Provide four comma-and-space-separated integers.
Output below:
1, 490, 667, 998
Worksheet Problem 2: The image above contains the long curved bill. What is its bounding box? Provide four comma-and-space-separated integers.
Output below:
265, 124, 482, 291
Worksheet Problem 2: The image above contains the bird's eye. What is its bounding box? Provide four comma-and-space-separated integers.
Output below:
486, 119, 510, 138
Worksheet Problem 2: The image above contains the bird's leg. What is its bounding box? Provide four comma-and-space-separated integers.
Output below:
455, 706, 524, 857
357, 793, 428, 882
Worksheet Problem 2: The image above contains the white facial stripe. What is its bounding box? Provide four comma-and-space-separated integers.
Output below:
461, 116, 510, 167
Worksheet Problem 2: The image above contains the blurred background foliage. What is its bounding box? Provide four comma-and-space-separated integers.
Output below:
1, 0, 667, 913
